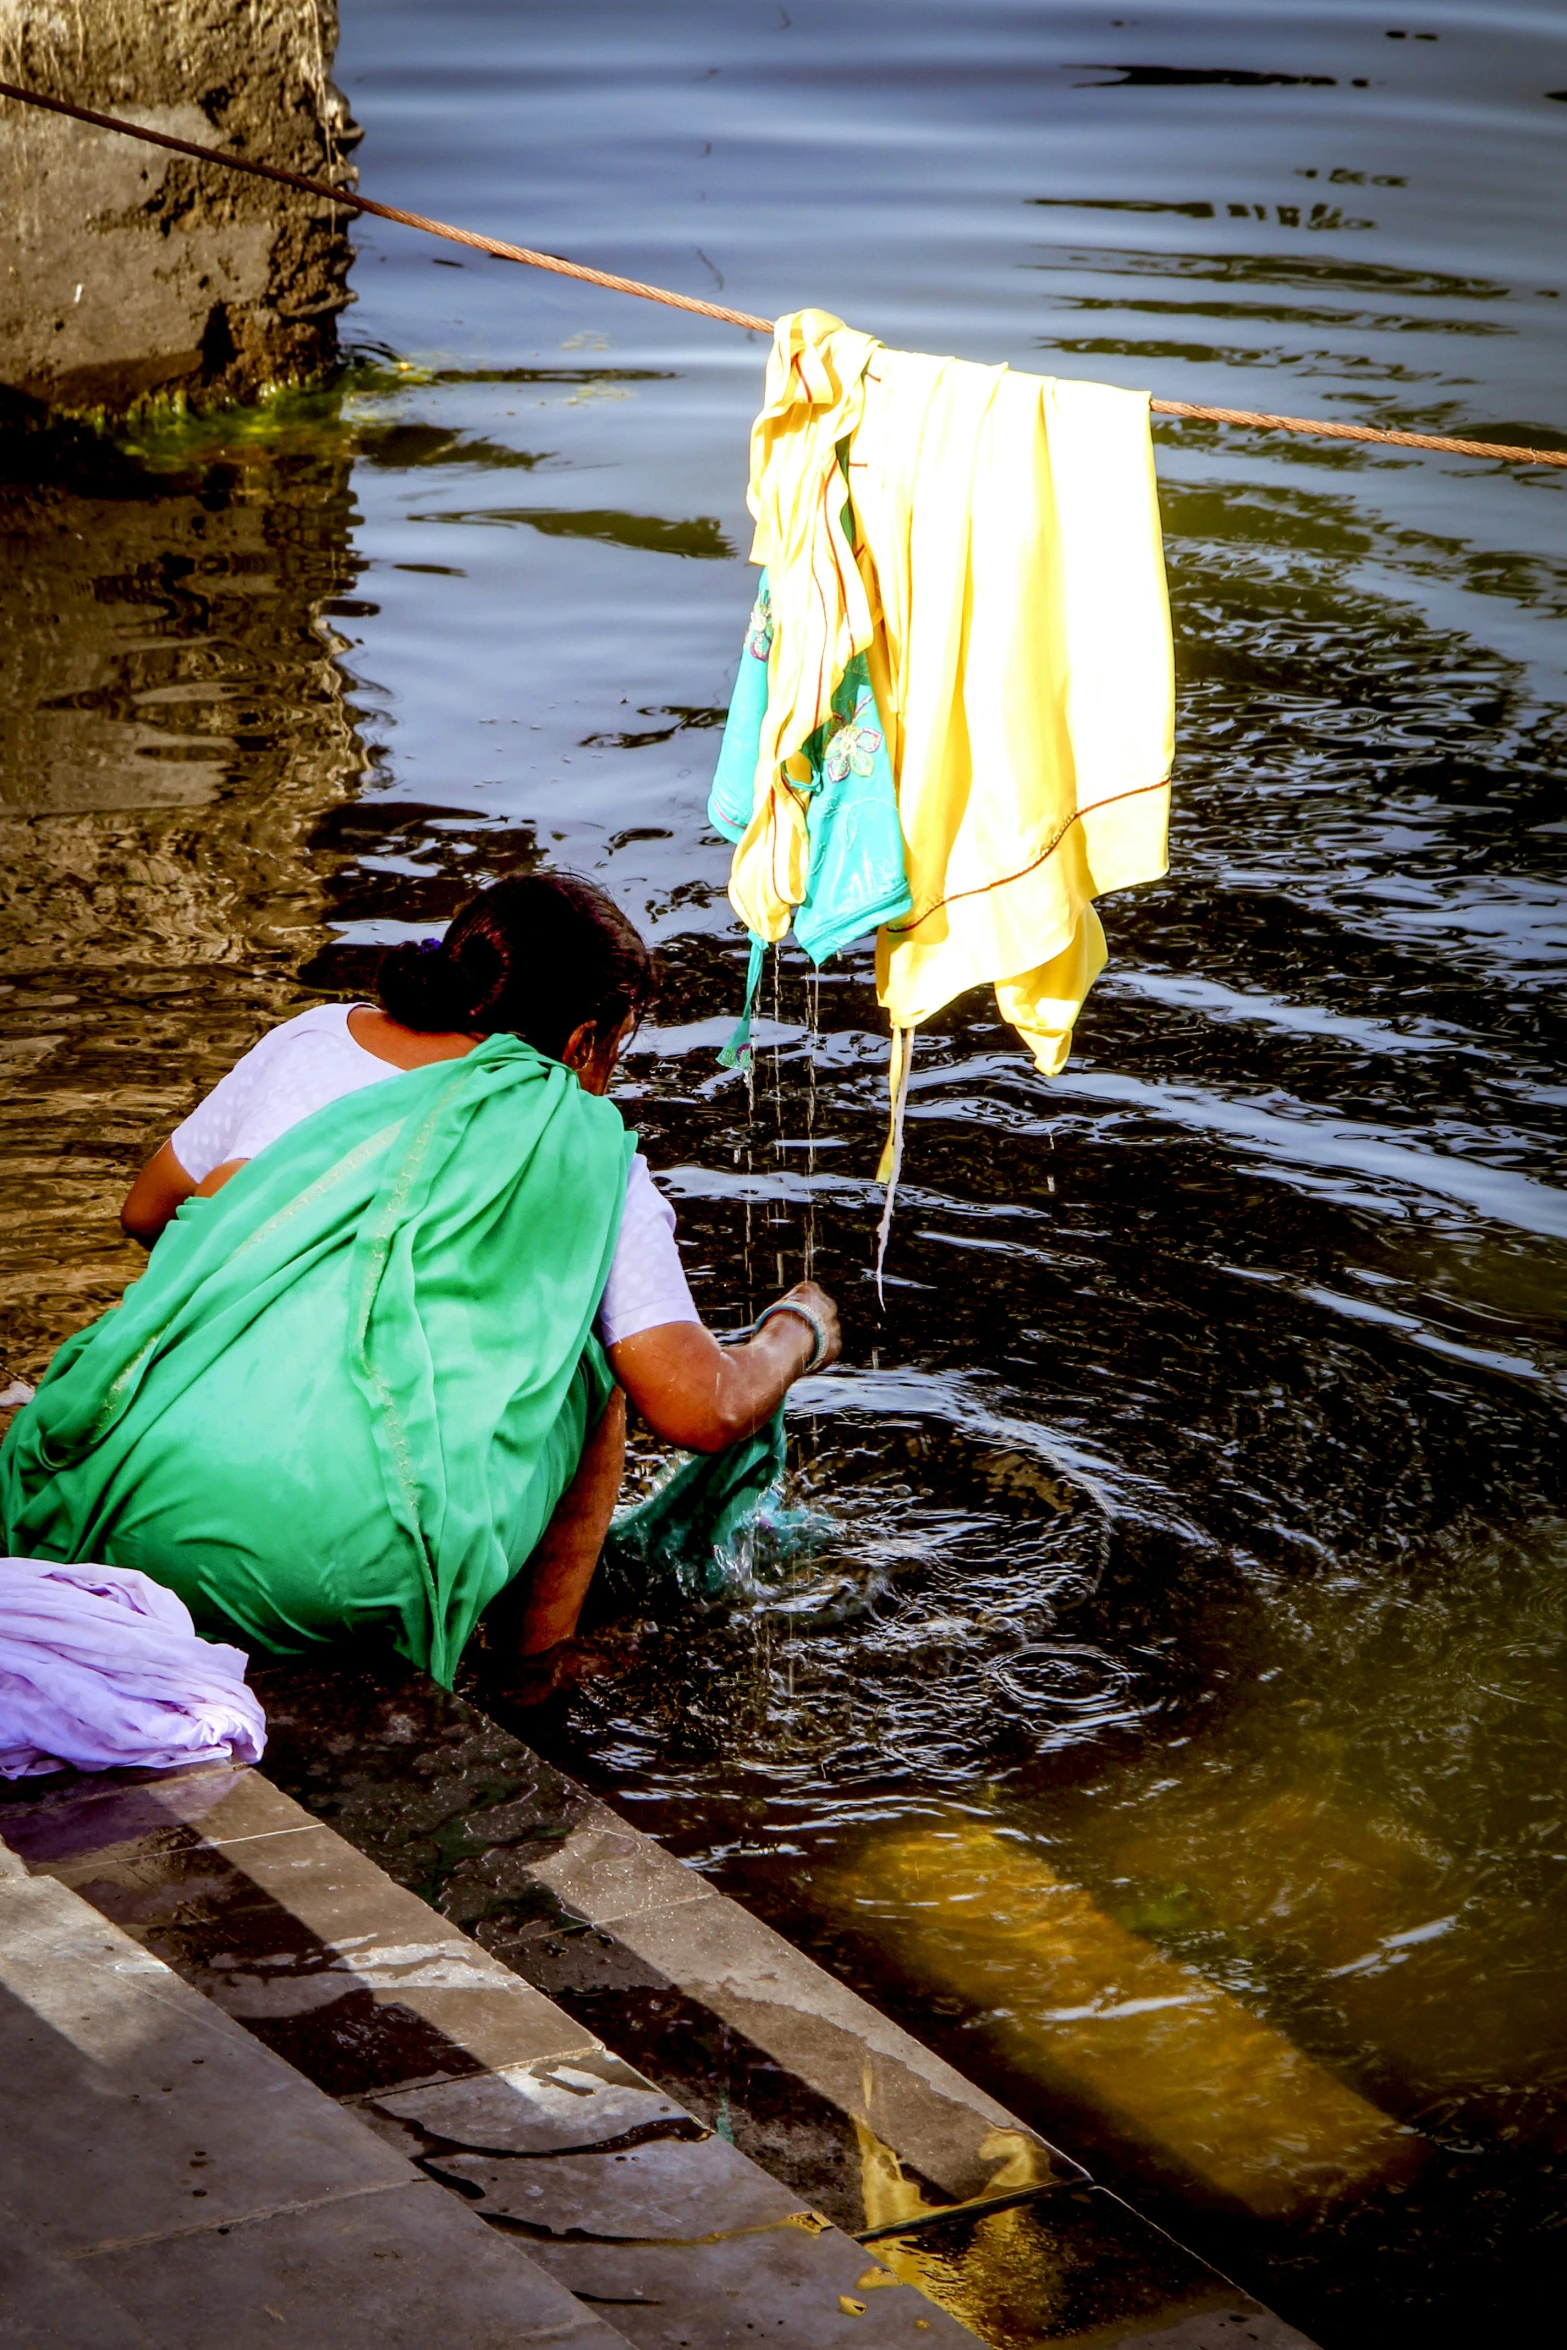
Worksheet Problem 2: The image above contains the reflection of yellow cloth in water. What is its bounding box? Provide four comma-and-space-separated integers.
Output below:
731, 308, 1174, 1110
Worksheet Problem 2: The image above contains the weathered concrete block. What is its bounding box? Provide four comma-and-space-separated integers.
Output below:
0, 0, 358, 417
362, 2057, 978, 2349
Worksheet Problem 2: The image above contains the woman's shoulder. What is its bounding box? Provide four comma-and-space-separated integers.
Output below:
622, 1151, 676, 1225
211, 996, 371, 1095
267, 1001, 359, 1046
236, 1002, 364, 1073
174, 1005, 378, 1181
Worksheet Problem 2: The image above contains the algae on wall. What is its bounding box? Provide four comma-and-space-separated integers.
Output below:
0, 0, 358, 419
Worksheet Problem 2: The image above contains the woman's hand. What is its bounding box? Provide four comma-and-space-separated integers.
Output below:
768, 1280, 841, 1372
608, 1279, 841, 1454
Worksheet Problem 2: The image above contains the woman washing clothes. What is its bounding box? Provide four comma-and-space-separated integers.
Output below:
0, 873, 838, 1690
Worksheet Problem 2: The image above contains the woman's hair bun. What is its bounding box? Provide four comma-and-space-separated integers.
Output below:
374, 870, 656, 1061
376, 938, 479, 1032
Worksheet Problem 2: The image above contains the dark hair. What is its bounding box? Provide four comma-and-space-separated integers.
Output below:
376, 871, 657, 1061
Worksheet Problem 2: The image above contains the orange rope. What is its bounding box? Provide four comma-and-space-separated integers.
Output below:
1148, 396, 1567, 470
3, 78, 1564, 470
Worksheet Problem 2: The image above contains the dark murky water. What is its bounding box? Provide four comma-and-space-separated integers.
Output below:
2, 4, 1565, 2341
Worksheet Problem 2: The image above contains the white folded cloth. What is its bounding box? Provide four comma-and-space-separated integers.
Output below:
0, 1557, 266, 1779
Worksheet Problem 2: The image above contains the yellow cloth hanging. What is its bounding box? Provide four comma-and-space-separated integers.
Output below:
730, 310, 1175, 1177
728, 308, 882, 943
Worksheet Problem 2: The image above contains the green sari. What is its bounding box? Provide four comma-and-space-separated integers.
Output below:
0, 1036, 631, 1686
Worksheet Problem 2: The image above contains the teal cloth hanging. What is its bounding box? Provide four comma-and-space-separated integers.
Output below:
708, 567, 912, 979
718, 931, 767, 1069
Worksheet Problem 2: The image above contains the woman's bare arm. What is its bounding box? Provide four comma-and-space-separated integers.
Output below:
121, 1144, 247, 1246
121, 1141, 196, 1245
609, 1280, 840, 1453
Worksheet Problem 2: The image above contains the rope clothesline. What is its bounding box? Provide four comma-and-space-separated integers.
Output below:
0, 81, 776, 333
3, 77, 1565, 473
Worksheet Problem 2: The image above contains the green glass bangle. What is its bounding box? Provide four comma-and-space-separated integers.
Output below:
752, 1300, 830, 1373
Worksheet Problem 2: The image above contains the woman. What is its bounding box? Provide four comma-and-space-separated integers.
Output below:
0, 873, 839, 1687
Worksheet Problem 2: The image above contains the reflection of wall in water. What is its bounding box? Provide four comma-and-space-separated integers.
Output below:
0, 432, 367, 1379
0, 0, 357, 417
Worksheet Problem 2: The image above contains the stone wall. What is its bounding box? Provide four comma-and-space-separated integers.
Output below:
0, 0, 357, 418
0, 420, 367, 1376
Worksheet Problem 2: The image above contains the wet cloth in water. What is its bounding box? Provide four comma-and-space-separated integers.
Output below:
606, 1408, 788, 1605
720, 308, 1174, 1087
0, 1555, 265, 1778
0, 1037, 633, 1688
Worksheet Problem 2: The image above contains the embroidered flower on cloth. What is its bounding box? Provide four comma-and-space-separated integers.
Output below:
746, 590, 774, 661
823, 702, 884, 783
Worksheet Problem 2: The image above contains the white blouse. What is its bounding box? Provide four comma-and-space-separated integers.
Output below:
171, 1004, 700, 1348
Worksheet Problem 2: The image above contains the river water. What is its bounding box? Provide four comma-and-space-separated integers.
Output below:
1, 3, 1564, 2342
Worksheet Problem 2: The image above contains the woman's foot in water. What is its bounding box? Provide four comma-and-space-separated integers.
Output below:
482, 1628, 630, 1708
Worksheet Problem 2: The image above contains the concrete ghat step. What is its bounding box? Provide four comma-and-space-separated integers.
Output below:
251, 1659, 1325, 2350
1, 1764, 975, 2349
0, 1831, 630, 2350
253, 1664, 1084, 2225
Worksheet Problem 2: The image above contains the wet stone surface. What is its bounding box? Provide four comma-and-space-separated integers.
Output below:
361, 2057, 961, 2349
0, 1753, 980, 2347
254, 1657, 1084, 2231
252, 1655, 598, 1919
871, 2188, 1301, 2350
0, 1862, 630, 2350
247, 1660, 1320, 2346
6, 1760, 600, 2099
501, 1927, 942, 2241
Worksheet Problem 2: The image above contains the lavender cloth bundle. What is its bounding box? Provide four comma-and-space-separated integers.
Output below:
0, 1556, 265, 1778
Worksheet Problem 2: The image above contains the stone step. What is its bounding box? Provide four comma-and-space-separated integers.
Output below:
255, 1664, 1084, 2231
252, 1658, 1326, 2350
1, 1761, 978, 2349
0, 1832, 631, 2350
3, 1652, 1328, 2350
